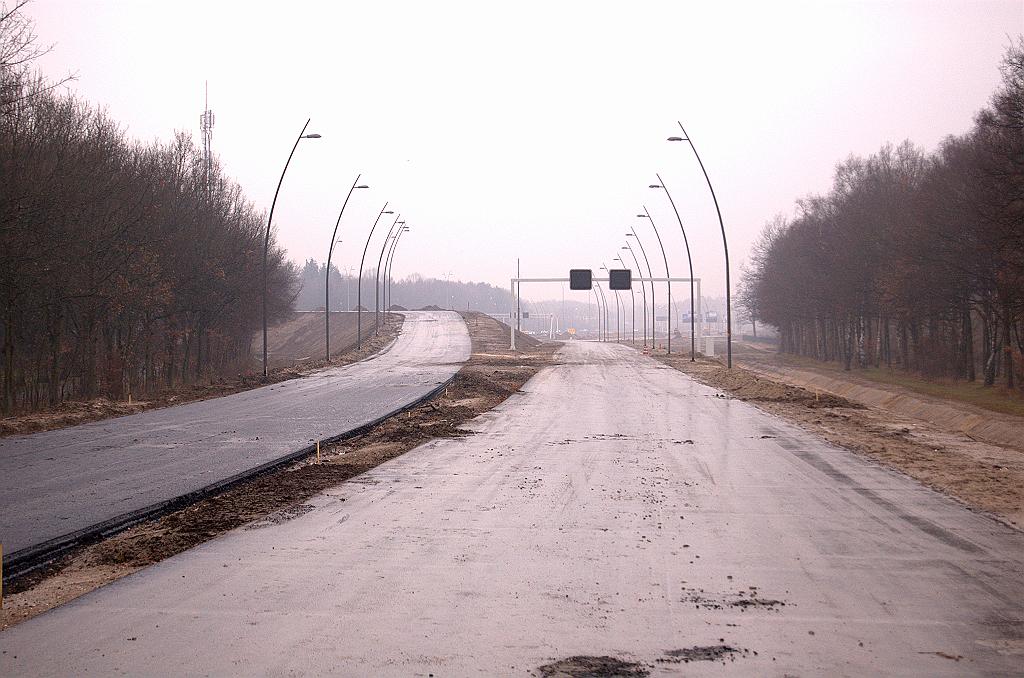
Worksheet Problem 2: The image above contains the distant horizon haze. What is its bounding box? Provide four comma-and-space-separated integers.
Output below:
28, 0, 1022, 302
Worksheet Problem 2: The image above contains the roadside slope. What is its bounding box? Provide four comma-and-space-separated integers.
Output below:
735, 345, 1024, 451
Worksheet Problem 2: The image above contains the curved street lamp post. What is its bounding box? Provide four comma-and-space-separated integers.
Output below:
262, 119, 321, 377
614, 255, 635, 344
627, 227, 656, 346
383, 233, 399, 313
669, 122, 732, 367
637, 206, 672, 354
594, 280, 610, 342
374, 216, 403, 333
605, 264, 624, 343
600, 264, 620, 342
325, 174, 369, 360
357, 203, 394, 348
650, 173, 696, 361
385, 226, 409, 314
622, 243, 647, 347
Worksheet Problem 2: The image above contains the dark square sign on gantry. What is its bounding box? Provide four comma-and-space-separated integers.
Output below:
569, 269, 593, 290
609, 269, 632, 290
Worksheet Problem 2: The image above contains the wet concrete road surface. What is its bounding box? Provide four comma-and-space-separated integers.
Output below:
0, 311, 469, 558
2, 341, 1022, 676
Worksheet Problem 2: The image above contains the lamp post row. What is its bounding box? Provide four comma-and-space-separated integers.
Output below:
604, 122, 731, 365
261, 119, 730, 373
259, 124, 408, 372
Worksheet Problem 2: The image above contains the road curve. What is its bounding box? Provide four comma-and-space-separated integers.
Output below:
2, 340, 1022, 676
0, 311, 469, 560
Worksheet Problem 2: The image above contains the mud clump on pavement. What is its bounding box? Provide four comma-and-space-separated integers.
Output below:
658, 645, 747, 664
0, 314, 402, 437
655, 352, 1024, 528
681, 585, 787, 612
1, 312, 556, 631
538, 656, 650, 677
730, 597, 785, 609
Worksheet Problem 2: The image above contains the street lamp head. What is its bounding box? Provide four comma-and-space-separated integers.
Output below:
621, 245, 629, 249
667, 136, 686, 142
356, 184, 369, 189
383, 210, 394, 214
303, 133, 322, 139
635, 214, 646, 218
649, 184, 662, 189
626, 232, 635, 237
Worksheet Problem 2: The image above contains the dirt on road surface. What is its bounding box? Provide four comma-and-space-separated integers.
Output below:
0, 312, 554, 630
0, 313, 400, 438
6, 340, 1019, 674
655, 351, 1024, 529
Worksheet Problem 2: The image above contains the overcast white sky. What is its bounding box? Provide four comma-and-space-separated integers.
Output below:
29, 0, 1022, 302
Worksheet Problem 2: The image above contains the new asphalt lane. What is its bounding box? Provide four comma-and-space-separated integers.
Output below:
2, 340, 1022, 675
0, 311, 469, 561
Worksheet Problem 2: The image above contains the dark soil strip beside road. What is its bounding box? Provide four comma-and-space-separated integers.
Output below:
0, 312, 554, 631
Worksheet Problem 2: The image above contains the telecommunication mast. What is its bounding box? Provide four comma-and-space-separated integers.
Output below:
199, 81, 215, 196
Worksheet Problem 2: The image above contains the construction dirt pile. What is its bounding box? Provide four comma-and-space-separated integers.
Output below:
0, 314, 401, 438
1, 311, 558, 630
656, 352, 1024, 531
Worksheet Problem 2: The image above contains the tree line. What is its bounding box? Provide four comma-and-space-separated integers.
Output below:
295, 261, 515, 314
1, 3, 298, 413
740, 40, 1023, 391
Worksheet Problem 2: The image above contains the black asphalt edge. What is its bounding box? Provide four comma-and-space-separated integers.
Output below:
2, 371, 458, 583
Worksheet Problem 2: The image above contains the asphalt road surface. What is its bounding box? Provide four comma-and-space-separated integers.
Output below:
0, 311, 469, 559
3, 341, 1022, 676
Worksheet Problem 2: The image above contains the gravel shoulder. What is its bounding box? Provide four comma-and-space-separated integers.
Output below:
0, 312, 555, 630
654, 350, 1024, 530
